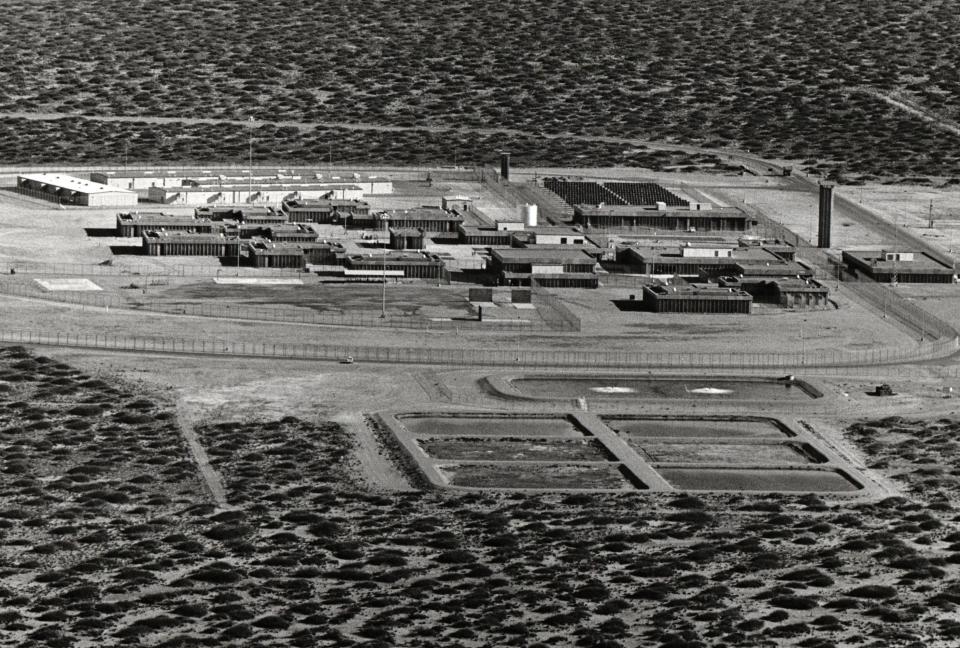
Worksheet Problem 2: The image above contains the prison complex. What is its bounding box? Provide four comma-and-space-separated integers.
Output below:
79, 158, 851, 319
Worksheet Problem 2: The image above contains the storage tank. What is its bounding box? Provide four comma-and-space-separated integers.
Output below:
521, 204, 538, 227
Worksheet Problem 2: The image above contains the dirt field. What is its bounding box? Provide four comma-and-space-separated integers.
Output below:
556, 285, 907, 355
713, 186, 889, 249
850, 183, 960, 255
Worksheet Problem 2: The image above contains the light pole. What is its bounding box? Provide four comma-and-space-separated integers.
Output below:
248, 116, 254, 204
380, 215, 389, 319
799, 320, 805, 366
380, 245, 387, 318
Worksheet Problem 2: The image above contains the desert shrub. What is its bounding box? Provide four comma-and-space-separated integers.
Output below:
171, 603, 207, 618
670, 495, 705, 509
764, 622, 810, 638
824, 597, 861, 610
307, 520, 341, 538
113, 412, 154, 424
845, 585, 897, 600
595, 598, 631, 615
252, 614, 290, 630
436, 550, 477, 564
862, 606, 917, 623
769, 595, 818, 610
204, 523, 253, 541
220, 623, 253, 639
666, 510, 713, 525
79, 489, 129, 504
366, 550, 407, 567
67, 404, 104, 416
61, 584, 99, 601
189, 565, 242, 584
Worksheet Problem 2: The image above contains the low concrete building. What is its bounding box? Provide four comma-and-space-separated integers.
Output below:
576, 204, 751, 232
842, 249, 956, 283
246, 237, 345, 268
457, 224, 514, 246
148, 183, 364, 206
642, 283, 753, 314
266, 224, 319, 243
389, 227, 426, 250
342, 251, 445, 279
378, 207, 463, 233
619, 244, 807, 277
194, 205, 287, 225
92, 169, 391, 194
247, 239, 307, 269
718, 276, 830, 309
527, 227, 588, 246
489, 248, 598, 288
142, 231, 239, 257
117, 212, 220, 237
281, 198, 371, 225
18, 174, 138, 207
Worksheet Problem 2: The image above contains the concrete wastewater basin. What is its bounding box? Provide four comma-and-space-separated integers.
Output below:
381, 412, 868, 495
489, 375, 823, 402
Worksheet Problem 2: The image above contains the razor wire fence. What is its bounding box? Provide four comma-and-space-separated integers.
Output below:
530, 280, 582, 331
0, 326, 955, 370
3, 260, 306, 277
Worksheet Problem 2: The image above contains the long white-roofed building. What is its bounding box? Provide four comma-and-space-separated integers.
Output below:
17, 173, 138, 207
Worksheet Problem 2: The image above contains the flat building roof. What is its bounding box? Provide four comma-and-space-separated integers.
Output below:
157, 183, 363, 193
19, 173, 136, 195
492, 248, 595, 263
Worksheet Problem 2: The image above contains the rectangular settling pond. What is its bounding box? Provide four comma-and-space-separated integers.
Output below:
634, 442, 818, 465
605, 417, 792, 439
418, 438, 613, 462
656, 468, 861, 492
438, 463, 640, 490
401, 416, 585, 438
512, 377, 818, 401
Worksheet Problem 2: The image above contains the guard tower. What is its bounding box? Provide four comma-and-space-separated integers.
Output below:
500, 152, 511, 182
818, 182, 834, 248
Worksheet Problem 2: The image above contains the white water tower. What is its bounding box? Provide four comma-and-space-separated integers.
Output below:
520, 203, 538, 227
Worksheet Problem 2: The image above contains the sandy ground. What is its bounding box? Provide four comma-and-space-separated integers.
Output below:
846, 182, 960, 255
712, 186, 888, 249
443, 180, 519, 223
552, 286, 909, 353
0, 289, 918, 358
510, 167, 795, 189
